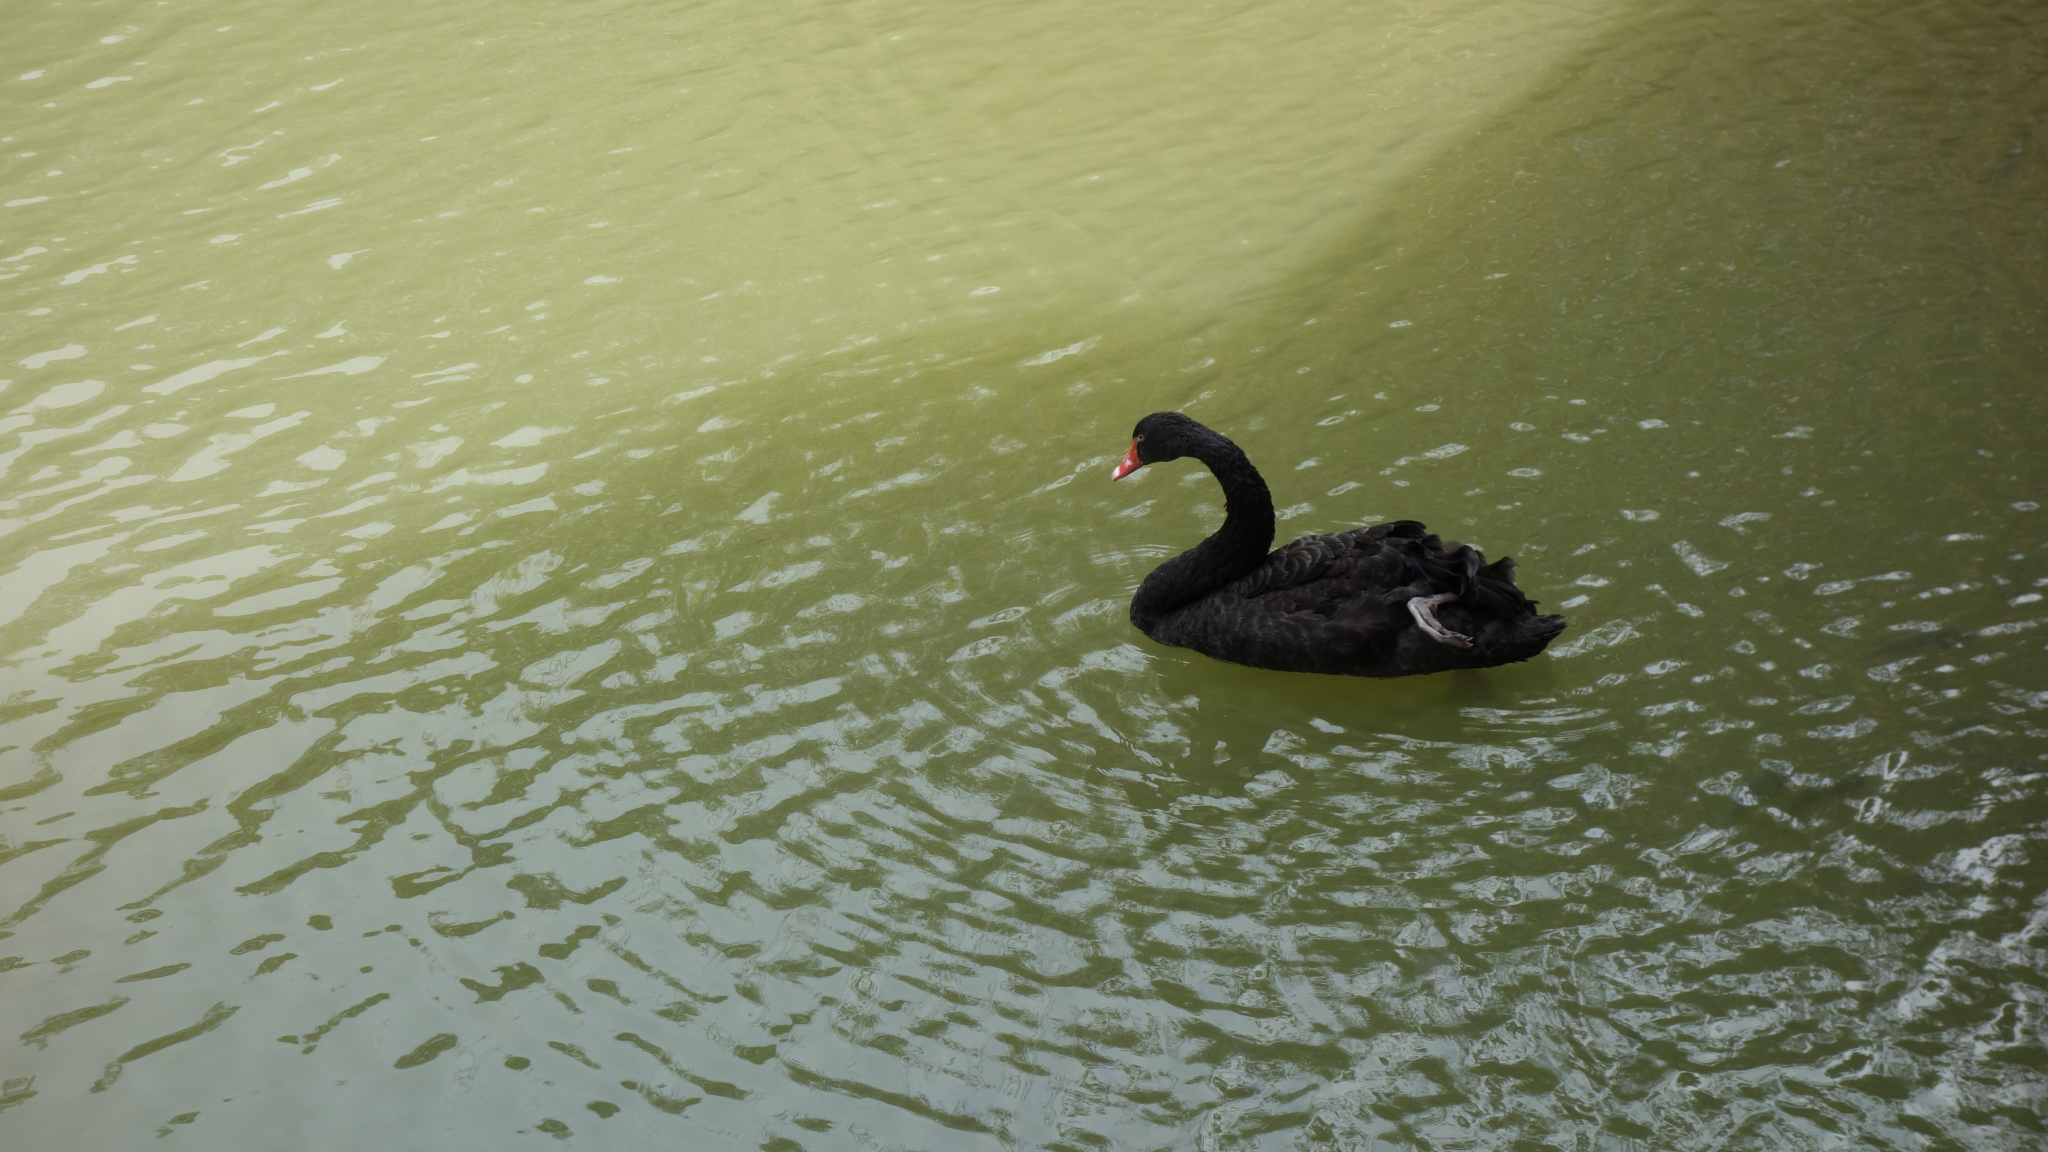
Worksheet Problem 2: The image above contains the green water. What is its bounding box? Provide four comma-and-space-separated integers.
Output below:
3, 0, 2044, 1147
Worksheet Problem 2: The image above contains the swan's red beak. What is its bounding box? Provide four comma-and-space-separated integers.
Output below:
1111, 440, 1143, 481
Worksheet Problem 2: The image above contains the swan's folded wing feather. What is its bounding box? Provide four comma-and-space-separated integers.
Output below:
1224, 522, 1434, 604
1223, 534, 1345, 599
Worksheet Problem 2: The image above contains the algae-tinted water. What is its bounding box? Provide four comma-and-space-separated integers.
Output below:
1, 0, 2044, 1147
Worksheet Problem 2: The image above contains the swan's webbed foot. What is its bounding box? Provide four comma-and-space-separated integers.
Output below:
1407, 592, 1473, 648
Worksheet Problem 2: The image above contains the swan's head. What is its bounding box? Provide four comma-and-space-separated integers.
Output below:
1111, 411, 1206, 481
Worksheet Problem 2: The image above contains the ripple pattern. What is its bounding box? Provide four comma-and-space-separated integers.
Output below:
3, 0, 2046, 1148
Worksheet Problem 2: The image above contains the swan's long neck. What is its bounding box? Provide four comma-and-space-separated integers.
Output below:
1130, 430, 1275, 630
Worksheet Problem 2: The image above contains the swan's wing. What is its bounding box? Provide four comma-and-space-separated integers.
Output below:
1222, 536, 1346, 600
1222, 521, 1434, 603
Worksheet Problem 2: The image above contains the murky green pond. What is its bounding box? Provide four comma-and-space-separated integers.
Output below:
3, 0, 2044, 1147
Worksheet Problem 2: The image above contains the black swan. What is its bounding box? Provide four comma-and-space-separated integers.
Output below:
1109, 411, 1567, 677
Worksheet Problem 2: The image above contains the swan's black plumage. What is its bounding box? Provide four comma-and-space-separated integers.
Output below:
1112, 411, 1566, 677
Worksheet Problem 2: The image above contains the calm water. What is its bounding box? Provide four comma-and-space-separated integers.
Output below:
3, 0, 2044, 1147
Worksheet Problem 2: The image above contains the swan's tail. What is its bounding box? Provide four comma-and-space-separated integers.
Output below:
1468, 553, 1533, 617
1426, 545, 1539, 618
1453, 549, 1569, 657
1385, 528, 1566, 650
1518, 611, 1569, 647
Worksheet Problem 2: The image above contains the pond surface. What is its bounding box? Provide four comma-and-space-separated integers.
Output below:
2, 0, 2044, 1148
